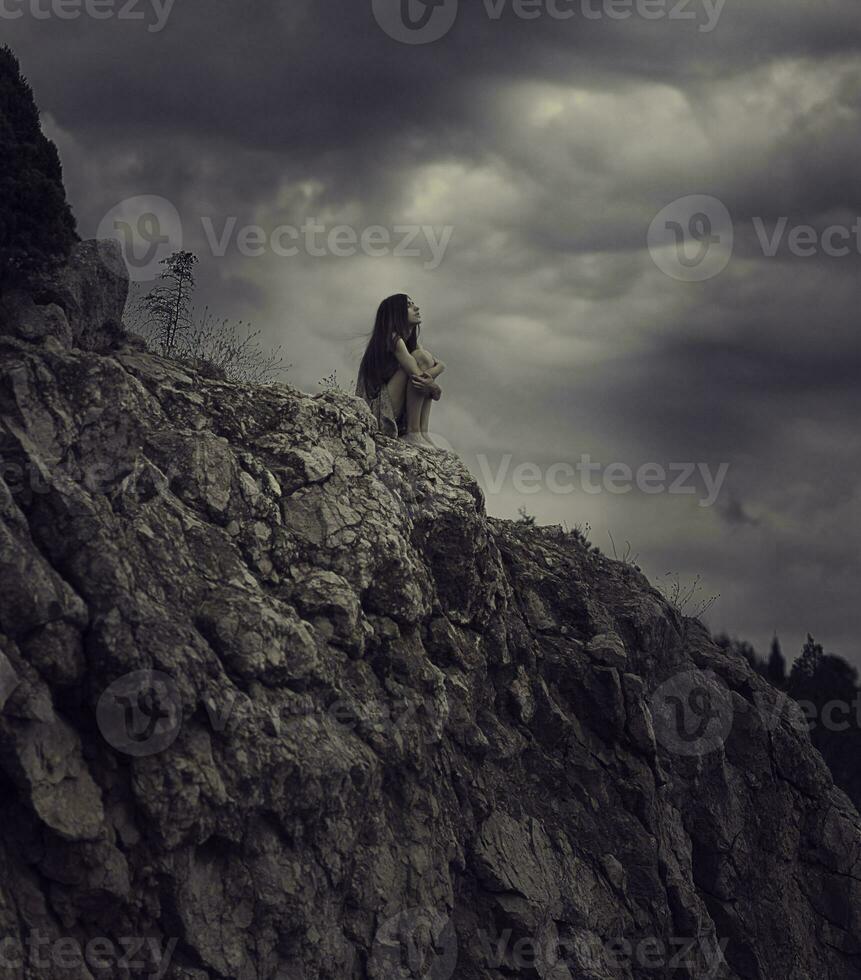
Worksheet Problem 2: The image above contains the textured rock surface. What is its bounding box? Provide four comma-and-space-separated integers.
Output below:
0, 242, 860, 979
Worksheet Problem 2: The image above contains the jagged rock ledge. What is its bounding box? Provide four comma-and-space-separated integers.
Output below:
0, 241, 859, 979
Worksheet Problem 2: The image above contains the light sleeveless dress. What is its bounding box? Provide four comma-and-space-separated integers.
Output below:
354, 365, 407, 439
354, 331, 407, 439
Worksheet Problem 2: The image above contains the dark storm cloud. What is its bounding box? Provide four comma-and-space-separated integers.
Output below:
5, 0, 861, 667
8, 0, 861, 205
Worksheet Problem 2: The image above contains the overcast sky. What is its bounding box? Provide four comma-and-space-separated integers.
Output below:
7, 0, 861, 670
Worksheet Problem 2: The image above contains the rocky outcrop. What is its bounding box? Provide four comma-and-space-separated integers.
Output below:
0, 241, 859, 979
0, 239, 129, 352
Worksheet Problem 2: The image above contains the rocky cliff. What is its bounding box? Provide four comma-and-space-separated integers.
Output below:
0, 240, 859, 980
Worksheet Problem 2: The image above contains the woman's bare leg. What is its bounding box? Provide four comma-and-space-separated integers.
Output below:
405, 367, 425, 433
386, 349, 439, 447
386, 369, 407, 422
419, 395, 432, 436
386, 366, 428, 447
412, 349, 437, 444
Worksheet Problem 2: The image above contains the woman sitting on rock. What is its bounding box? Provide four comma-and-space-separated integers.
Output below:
354, 293, 446, 449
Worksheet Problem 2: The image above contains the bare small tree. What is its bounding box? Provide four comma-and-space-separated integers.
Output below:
134, 250, 198, 356
516, 504, 537, 526
123, 252, 290, 385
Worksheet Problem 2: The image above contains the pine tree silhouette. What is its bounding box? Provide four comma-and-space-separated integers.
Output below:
766, 633, 786, 688
790, 633, 824, 683
0, 44, 79, 288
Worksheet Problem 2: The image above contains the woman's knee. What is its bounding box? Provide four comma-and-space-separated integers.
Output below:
414, 347, 435, 368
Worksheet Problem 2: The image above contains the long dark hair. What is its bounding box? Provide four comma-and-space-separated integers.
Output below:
357, 293, 420, 396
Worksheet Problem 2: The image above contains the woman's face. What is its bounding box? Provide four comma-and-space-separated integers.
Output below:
406, 297, 422, 326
